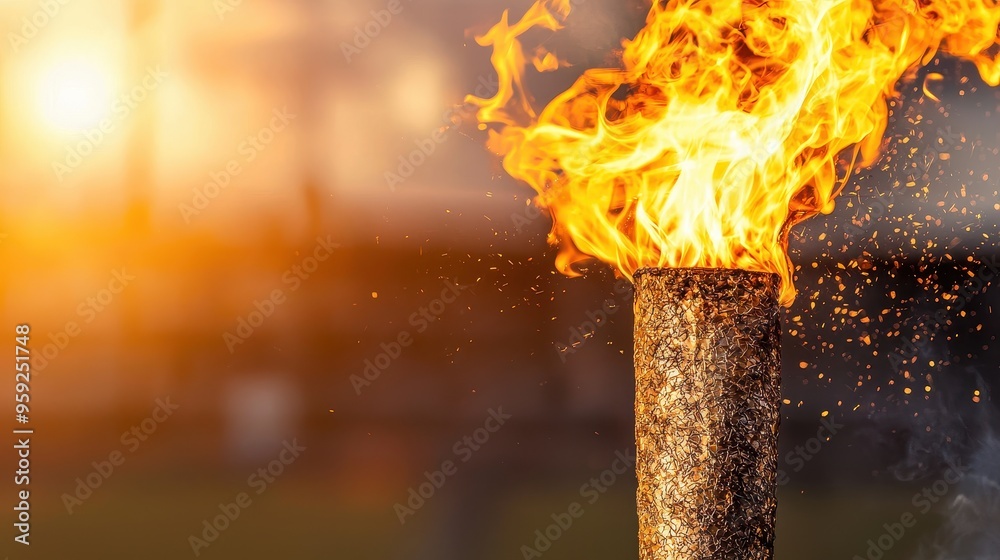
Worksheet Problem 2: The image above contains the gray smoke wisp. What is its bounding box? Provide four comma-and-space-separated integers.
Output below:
909, 372, 1000, 560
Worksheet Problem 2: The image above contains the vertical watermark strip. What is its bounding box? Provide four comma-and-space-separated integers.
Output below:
13, 324, 33, 546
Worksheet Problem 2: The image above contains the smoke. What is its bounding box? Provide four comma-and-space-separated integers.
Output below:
911, 437, 1000, 560
907, 373, 1000, 560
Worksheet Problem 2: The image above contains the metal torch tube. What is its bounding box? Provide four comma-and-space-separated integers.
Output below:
633, 268, 781, 560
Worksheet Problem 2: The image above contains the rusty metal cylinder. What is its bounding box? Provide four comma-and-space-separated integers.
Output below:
633, 268, 781, 560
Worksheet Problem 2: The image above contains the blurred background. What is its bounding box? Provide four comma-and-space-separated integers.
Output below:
0, 0, 999, 558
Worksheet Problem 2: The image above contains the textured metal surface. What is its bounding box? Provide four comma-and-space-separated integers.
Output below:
634, 268, 781, 560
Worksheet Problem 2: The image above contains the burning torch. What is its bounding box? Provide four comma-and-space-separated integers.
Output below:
468, 0, 1000, 558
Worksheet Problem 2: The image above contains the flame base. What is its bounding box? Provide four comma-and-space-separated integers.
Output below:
634, 268, 781, 559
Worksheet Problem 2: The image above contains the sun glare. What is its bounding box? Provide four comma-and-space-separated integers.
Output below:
35, 58, 116, 132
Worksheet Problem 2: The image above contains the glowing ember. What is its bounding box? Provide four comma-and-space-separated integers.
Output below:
468, 0, 1000, 305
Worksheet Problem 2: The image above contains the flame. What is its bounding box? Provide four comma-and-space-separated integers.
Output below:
468, 0, 1000, 304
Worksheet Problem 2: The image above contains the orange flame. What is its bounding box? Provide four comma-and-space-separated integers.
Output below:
468, 0, 1000, 304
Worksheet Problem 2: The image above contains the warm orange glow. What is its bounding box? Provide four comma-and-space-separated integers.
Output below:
35, 56, 117, 132
468, 0, 1000, 304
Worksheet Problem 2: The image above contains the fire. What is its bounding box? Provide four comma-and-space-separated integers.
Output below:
468, 0, 1000, 304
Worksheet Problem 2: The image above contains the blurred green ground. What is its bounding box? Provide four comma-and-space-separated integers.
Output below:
12, 470, 943, 560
